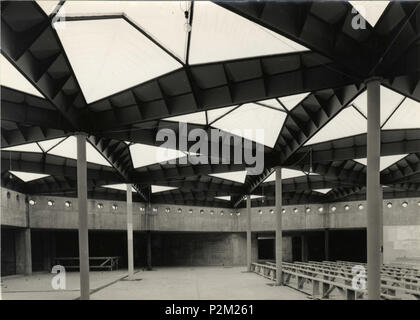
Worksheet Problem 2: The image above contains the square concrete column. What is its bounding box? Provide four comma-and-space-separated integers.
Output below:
15, 228, 32, 275
246, 195, 252, 271
126, 184, 134, 279
366, 79, 381, 300
275, 167, 283, 285
77, 134, 90, 300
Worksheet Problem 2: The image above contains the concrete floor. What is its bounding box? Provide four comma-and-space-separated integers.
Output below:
1, 267, 308, 300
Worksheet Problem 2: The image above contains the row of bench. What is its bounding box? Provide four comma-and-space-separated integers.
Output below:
250, 260, 420, 300
53, 257, 120, 271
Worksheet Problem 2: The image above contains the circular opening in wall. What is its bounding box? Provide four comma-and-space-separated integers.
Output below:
305, 207, 311, 213
97, 203, 104, 209
220, 210, 224, 216
47, 200, 55, 206
258, 209, 263, 215
418, 201, 420, 207
112, 204, 118, 210
344, 205, 350, 211
200, 209, 204, 215
331, 206, 337, 212
210, 210, 214, 215
189, 209, 193, 214
165, 208, 170, 213
29, 199, 36, 206
318, 207, 324, 213
65, 201, 72, 208
139, 207, 145, 212
358, 204, 364, 210
230, 212, 233, 216
177, 208, 182, 214
6, 192, 10, 199
270, 209, 274, 214
387, 202, 392, 208
402, 201, 408, 208
282, 209, 286, 214
293, 208, 298, 213
152, 207, 158, 212
236, 212, 240, 216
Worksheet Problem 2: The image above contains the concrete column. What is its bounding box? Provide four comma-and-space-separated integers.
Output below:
366, 79, 381, 300
275, 167, 283, 285
15, 229, 32, 275
301, 235, 308, 262
246, 195, 252, 271
379, 187, 384, 265
324, 229, 330, 261
126, 184, 134, 279
77, 134, 90, 300
147, 231, 152, 270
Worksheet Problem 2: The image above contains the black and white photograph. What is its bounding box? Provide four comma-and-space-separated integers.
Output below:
0, 0, 419, 313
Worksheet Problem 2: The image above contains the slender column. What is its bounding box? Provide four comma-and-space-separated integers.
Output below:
77, 134, 90, 300
246, 195, 252, 271
275, 167, 283, 285
147, 231, 152, 270
301, 235, 308, 262
126, 184, 134, 279
366, 79, 381, 300
324, 229, 330, 261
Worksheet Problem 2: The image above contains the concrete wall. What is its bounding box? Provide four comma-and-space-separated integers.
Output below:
1, 188, 28, 228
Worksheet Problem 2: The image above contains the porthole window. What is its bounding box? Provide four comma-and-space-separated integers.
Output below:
29, 199, 36, 206
220, 210, 224, 216
47, 200, 55, 207
236, 212, 240, 216
402, 201, 408, 208
210, 210, 214, 215
200, 209, 204, 215
229, 212, 233, 216
293, 208, 298, 213
112, 204, 118, 210
318, 207, 324, 213
65, 201, 72, 208
344, 205, 350, 211
305, 207, 311, 213
165, 208, 170, 213
358, 204, 364, 210
97, 203, 104, 209
270, 209, 274, 214
331, 206, 337, 212
189, 209, 193, 214
177, 208, 182, 214
258, 209, 263, 215
417, 201, 420, 207
152, 207, 158, 212
386, 202, 392, 208
139, 207, 145, 212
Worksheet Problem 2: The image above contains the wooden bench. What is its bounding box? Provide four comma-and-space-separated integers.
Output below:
252, 261, 420, 300
53, 256, 120, 271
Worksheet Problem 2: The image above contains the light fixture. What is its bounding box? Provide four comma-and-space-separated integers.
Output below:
318, 207, 323, 213
200, 209, 204, 215
152, 207, 158, 212
305, 207, 311, 213
270, 209, 274, 214
47, 200, 55, 206
387, 202, 392, 208
258, 209, 263, 215
165, 208, 170, 213
293, 208, 298, 213
112, 204, 118, 210
220, 210, 224, 216
402, 201, 408, 208
344, 205, 350, 211
97, 203, 104, 209
331, 206, 337, 212
210, 210, 214, 215
64, 201, 72, 208
29, 199, 36, 206
189, 208, 193, 214
358, 204, 364, 210
177, 208, 182, 213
